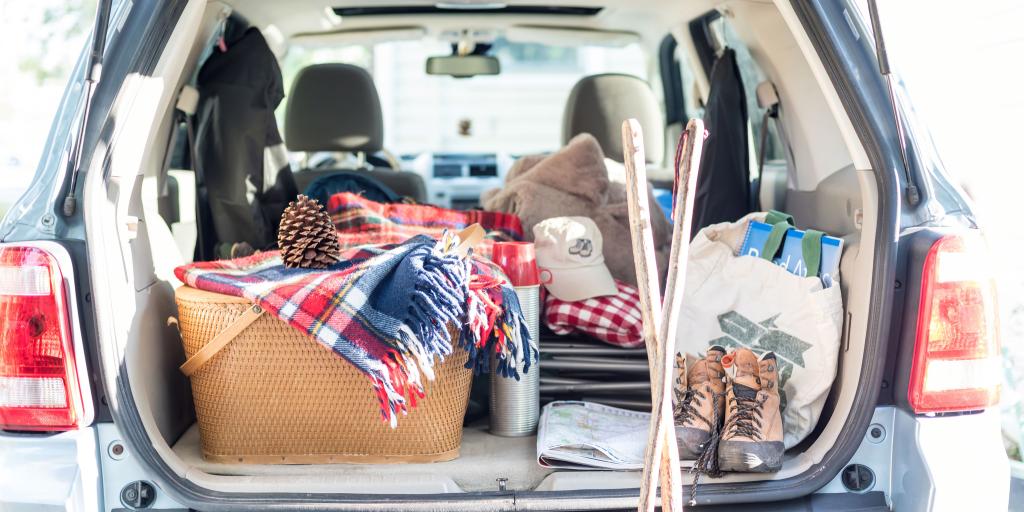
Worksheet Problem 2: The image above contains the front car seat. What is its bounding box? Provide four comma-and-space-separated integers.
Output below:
562, 73, 665, 168
284, 63, 427, 202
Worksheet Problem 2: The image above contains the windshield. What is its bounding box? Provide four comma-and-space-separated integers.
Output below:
279, 37, 648, 156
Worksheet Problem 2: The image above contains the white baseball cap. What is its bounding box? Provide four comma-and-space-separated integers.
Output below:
533, 216, 618, 302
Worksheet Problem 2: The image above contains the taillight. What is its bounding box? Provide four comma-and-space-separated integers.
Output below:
908, 233, 1000, 414
0, 245, 83, 430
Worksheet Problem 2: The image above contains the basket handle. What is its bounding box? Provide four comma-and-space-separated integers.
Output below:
453, 224, 485, 258
179, 303, 266, 377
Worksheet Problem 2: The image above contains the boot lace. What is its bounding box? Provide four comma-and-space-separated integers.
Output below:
688, 388, 766, 506
674, 386, 712, 429
688, 389, 725, 506
722, 391, 766, 440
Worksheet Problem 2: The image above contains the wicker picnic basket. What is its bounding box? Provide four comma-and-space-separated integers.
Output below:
174, 285, 474, 464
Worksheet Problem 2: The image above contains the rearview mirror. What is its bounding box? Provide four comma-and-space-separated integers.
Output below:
426, 55, 500, 78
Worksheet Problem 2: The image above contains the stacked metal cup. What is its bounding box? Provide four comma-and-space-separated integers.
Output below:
489, 242, 541, 437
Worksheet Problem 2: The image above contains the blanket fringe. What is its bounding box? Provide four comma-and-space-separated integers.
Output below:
459, 274, 537, 381
381, 239, 473, 421
493, 286, 537, 379
374, 230, 543, 426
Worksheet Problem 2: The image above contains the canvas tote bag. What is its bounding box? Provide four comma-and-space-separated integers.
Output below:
674, 211, 844, 448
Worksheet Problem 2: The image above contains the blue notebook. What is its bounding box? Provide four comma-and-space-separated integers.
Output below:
738, 221, 844, 288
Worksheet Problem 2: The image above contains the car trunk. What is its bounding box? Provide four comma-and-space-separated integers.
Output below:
116, 165, 877, 498
127, 168, 876, 497
83, 0, 887, 506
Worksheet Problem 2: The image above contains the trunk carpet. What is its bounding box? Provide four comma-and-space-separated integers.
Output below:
172, 422, 554, 493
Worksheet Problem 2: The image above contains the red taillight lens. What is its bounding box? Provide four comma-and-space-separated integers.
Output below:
908, 233, 1001, 414
0, 246, 82, 430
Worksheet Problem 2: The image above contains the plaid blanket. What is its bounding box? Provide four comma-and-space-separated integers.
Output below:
327, 192, 524, 258
175, 232, 535, 427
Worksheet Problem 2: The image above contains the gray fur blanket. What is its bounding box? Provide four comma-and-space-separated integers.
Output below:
481, 134, 670, 285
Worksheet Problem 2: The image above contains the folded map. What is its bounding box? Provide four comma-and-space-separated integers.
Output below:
537, 401, 695, 470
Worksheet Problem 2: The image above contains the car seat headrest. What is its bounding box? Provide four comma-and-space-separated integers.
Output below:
756, 81, 780, 110
562, 74, 664, 165
285, 63, 383, 154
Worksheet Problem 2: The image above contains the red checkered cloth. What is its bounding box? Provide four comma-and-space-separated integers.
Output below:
327, 192, 523, 258
544, 280, 644, 348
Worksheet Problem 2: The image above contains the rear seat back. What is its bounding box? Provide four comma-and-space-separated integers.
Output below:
285, 63, 426, 202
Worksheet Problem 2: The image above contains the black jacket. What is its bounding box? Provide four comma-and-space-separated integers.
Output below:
692, 48, 751, 235
194, 27, 297, 258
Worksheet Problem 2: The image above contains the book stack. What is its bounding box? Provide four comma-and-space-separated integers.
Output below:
738, 220, 844, 287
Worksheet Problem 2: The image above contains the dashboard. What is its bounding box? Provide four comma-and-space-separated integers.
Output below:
400, 152, 520, 210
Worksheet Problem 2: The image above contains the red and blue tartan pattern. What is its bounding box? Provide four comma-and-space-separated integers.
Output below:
175, 233, 535, 426
327, 192, 524, 258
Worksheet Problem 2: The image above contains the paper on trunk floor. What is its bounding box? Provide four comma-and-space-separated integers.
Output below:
538, 401, 696, 470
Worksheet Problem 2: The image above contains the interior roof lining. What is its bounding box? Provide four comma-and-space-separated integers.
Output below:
332, 5, 604, 17
289, 24, 642, 47
225, 0, 724, 47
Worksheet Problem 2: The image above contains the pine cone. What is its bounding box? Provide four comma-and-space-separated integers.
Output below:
278, 195, 341, 269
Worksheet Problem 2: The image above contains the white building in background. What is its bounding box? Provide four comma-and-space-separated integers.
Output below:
283, 38, 649, 158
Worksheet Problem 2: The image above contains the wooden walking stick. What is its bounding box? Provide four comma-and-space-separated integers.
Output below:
623, 118, 706, 512
622, 119, 682, 512
665, 120, 706, 506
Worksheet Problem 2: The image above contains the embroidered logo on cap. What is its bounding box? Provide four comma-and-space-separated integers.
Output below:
568, 238, 594, 258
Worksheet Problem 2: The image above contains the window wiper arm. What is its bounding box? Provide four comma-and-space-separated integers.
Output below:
866, 0, 920, 207
62, 0, 112, 217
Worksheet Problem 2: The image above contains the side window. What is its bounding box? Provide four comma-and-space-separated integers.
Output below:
658, 34, 700, 173
659, 35, 689, 126
679, 51, 701, 119
660, 33, 702, 125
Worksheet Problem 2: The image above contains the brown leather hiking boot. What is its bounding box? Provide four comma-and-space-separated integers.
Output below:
673, 345, 726, 459
717, 348, 784, 472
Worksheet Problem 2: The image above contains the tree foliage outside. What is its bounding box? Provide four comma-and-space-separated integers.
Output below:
15, 0, 96, 85
0, 0, 97, 213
